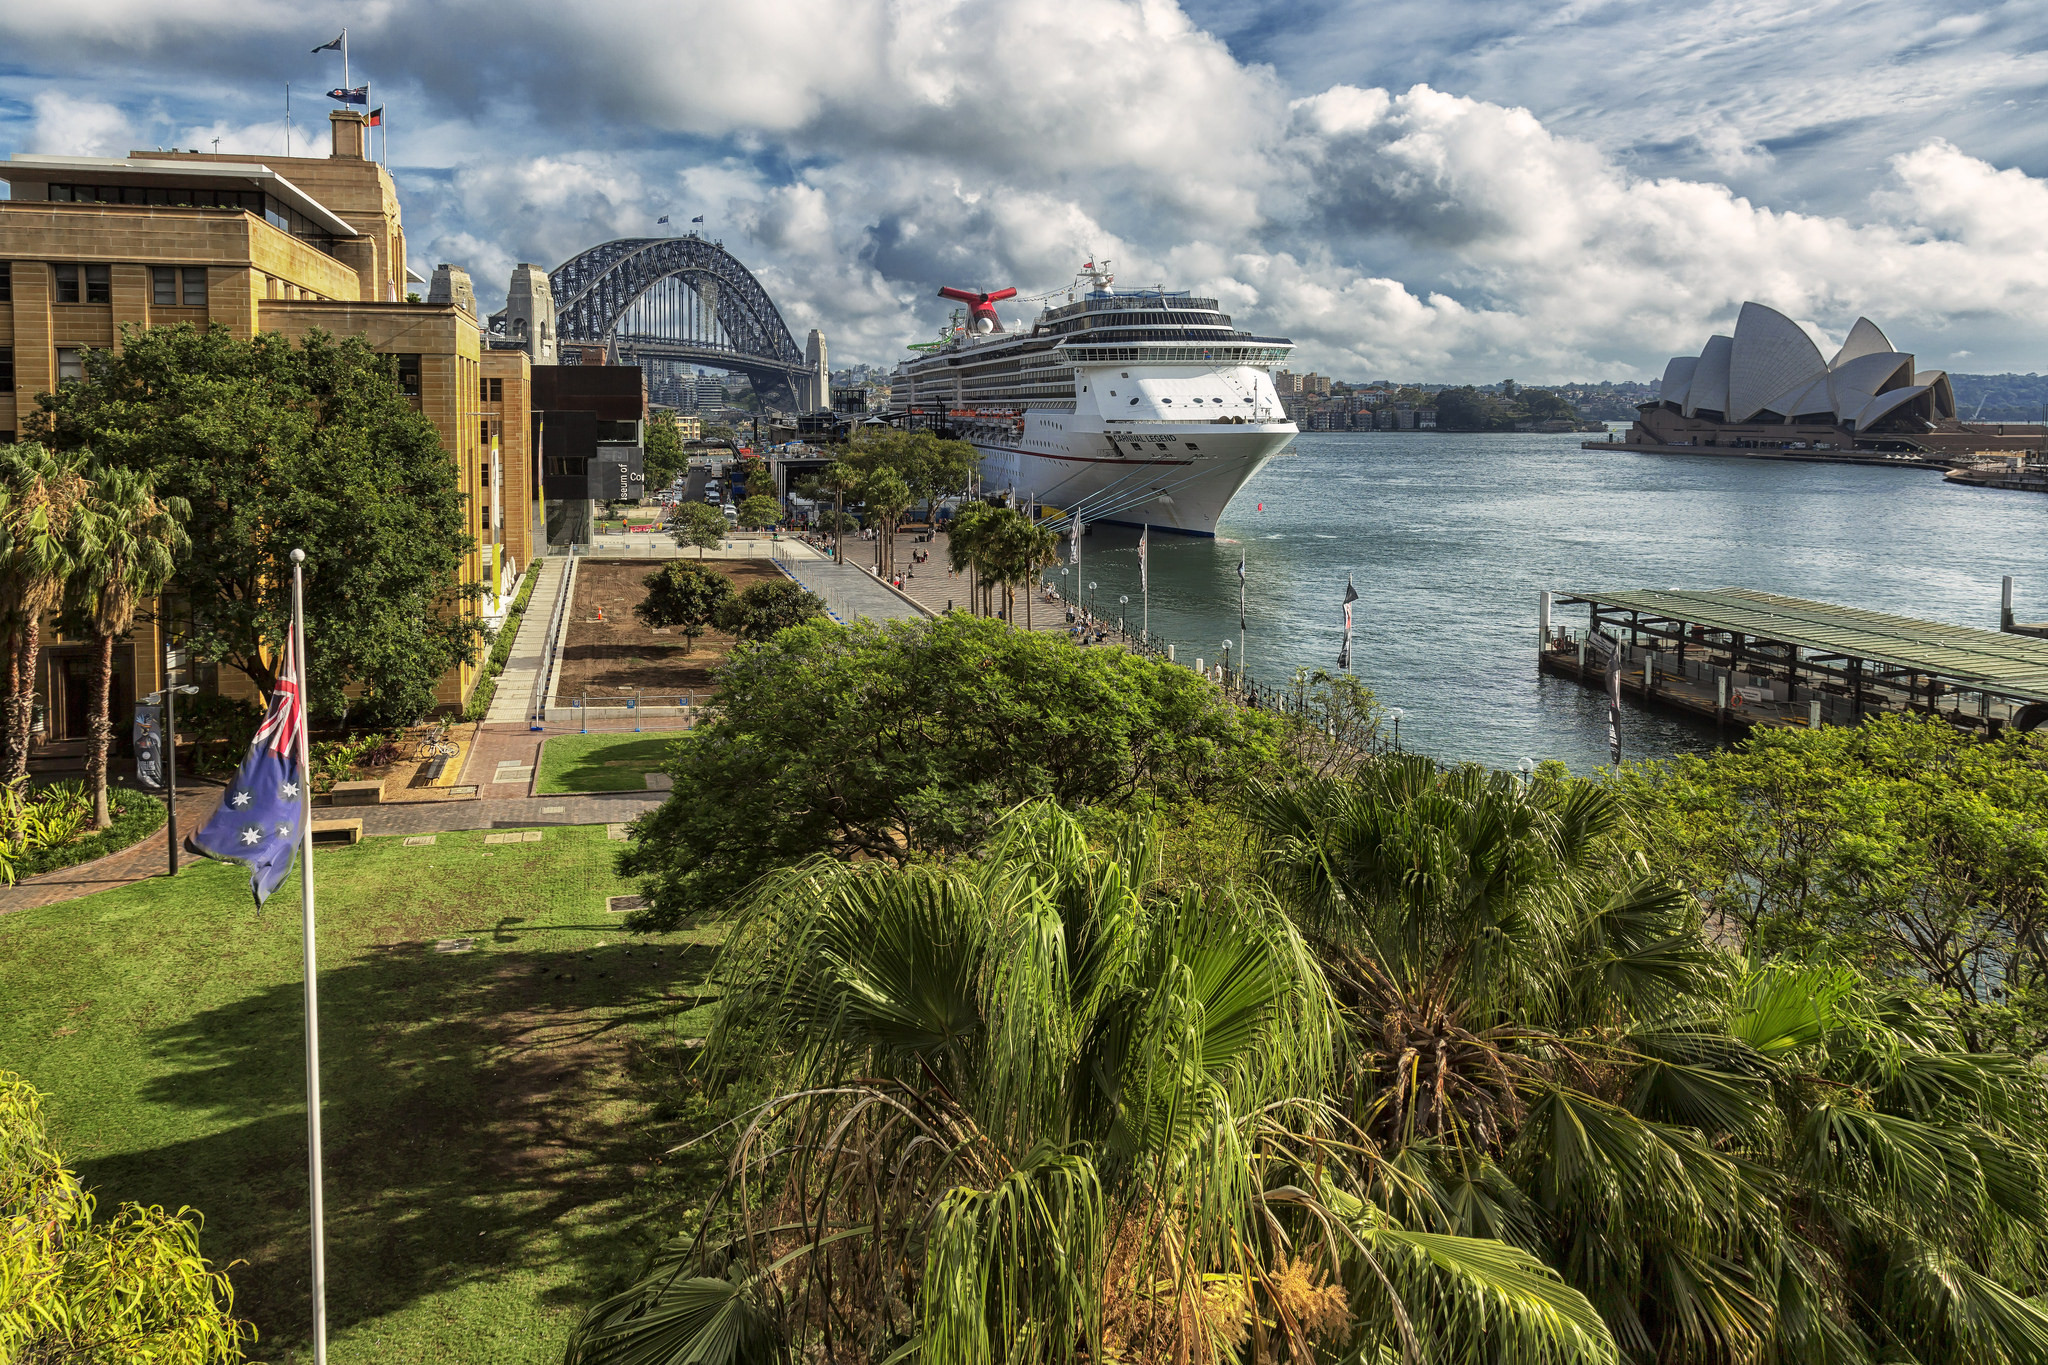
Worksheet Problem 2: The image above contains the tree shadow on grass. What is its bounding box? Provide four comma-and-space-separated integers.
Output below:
75, 929, 727, 1357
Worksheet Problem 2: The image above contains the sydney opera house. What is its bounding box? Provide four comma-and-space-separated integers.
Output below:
1622, 302, 2035, 457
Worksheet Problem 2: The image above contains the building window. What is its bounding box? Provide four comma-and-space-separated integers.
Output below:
488, 377, 503, 402
85, 265, 110, 304
54, 264, 79, 303
182, 268, 207, 306
56, 349, 83, 384
152, 267, 177, 306
0, 347, 12, 393
389, 353, 422, 398
479, 420, 490, 447
0, 263, 10, 303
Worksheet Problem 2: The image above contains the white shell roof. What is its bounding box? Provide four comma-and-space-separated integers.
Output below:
1656, 303, 1951, 428
1683, 335, 1733, 417
1728, 302, 1826, 422
1658, 355, 1699, 406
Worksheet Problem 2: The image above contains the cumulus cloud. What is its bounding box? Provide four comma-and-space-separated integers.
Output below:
26, 91, 133, 157
2, 0, 2046, 379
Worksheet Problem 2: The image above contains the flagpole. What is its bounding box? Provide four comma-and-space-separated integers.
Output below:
289, 548, 330, 1365
285, 84, 291, 157
342, 29, 349, 100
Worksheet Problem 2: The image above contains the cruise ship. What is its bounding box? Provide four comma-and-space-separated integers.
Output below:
890, 263, 1296, 536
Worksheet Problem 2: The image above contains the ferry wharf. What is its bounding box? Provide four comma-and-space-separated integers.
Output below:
1538, 583, 2048, 738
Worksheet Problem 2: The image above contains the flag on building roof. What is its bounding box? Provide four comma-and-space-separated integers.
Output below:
367, 106, 383, 127
657, 215, 669, 224
312, 33, 343, 52
692, 215, 705, 224
189, 625, 307, 907
327, 85, 367, 106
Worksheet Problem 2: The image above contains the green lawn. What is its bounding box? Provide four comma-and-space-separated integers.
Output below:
536, 732, 684, 794
0, 827, 725, 1364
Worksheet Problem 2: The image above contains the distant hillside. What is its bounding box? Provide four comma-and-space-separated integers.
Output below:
1950, 373, 2048, 422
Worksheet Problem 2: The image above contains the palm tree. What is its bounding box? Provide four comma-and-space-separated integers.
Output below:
567, 802, 1619, 1365
66, 466, 190, 828
0, 444, 93, 784
1244, 758, 2048, 1364
946, 500, 996, 615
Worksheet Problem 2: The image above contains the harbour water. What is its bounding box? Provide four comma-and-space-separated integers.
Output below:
1058, 431, 2048, 772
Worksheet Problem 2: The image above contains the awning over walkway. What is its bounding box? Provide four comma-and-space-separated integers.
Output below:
1554, 587, 2048, 703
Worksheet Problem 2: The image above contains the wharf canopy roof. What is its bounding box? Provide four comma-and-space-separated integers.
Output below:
1560, 587, 2048, 701
1652, 302, 1956, 429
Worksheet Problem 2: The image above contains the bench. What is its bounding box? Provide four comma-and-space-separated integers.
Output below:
310, 818, 363, 846
329, 779, 385, 806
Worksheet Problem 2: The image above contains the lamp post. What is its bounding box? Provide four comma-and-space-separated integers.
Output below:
1517, 756, 1535, 788
1088, 580, 1097, 617
1220, 639, 1232, 685
1118, 595, 1128, 634
1385, 707, 1405, 751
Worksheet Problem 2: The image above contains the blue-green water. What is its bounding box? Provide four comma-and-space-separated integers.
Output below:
1057, 431, 2048, 772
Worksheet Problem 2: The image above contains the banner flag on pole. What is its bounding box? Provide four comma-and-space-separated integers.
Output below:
1338, 574, 1358, 671
1137, 524, 1148, 593
1069, 515, 1082, 565
326, 85, 368, 106
311, 33, 343, 52
1237, 550, 1247, 631
189, 625, 306, 906
133, 701, 166, 791
1605, 634, 1624, 766
691, 215, 706, 224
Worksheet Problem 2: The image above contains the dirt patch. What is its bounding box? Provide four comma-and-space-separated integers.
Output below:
557, 558, 785, 697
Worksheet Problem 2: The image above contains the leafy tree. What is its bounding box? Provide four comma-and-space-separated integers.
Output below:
669, 500, 729, 558
643, 410, 686, 491
711, 579, 822, 642
30, 324, 485, 726
64, 466, 190, 828
1245, 757, 2048, 1363
733, 494, 780, 530
1611, 714, 2048, 1050
1429, 385, 1516, 432
0, 1070, 250, 1362
0, 443, 91, 782
635, 561, 734, 654
618, 612, 1284, 922
573, 803, 1614, 1365
835, 430, 977, 575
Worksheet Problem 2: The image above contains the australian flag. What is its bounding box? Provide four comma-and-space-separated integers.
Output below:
191, 625, 307, 906
327, 85, 368, 106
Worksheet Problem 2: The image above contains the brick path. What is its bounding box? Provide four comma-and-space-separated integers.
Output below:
0, 784, 223, 913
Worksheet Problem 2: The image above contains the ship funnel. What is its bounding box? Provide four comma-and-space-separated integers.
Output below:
937, 285, 1018, 334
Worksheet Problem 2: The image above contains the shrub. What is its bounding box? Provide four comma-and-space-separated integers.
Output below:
0, 1070, 249, 1362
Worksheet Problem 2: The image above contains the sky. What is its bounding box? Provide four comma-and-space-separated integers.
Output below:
3, 0, 2046, 382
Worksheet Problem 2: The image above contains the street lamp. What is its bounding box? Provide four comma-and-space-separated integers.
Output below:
1385, 707, 1405, 751
1221, 639, 1232, 680
1118, 595, 1128, 633
1088, 580, 1097, 617
1517, 756, 1535, 787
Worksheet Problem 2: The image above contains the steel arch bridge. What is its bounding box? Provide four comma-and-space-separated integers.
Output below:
544, 236, 811, 408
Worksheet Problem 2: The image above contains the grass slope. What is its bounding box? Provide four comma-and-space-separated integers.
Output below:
536, 733, 684, 794
0, 827, 723, 1363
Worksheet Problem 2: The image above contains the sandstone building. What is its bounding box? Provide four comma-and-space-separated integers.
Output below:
0, 110, 535, 753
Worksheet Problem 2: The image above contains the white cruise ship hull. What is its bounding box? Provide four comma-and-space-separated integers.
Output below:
971, 417, 1293, 536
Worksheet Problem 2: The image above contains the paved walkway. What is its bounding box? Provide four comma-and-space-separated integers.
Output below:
0, 784, 225, 913
484, 556, 568, 723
